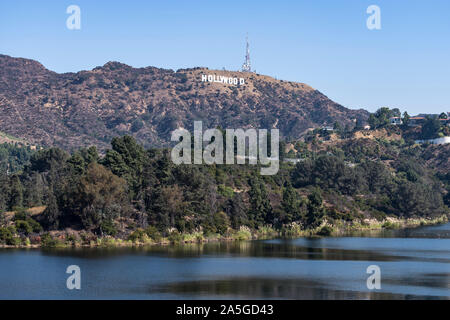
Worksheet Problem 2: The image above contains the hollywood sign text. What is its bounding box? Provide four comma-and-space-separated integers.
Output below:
201, 74, 245, 86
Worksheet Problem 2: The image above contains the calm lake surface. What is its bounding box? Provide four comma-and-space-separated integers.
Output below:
0, 223, 449, 300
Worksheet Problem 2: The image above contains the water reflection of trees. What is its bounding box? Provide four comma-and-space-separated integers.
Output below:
140, 241, 398, 262
386, 272, 450, 290
40, 240, 399, 262
155, 277, 407, 300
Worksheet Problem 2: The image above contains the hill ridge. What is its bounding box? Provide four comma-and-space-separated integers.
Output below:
0, 54, 368, 150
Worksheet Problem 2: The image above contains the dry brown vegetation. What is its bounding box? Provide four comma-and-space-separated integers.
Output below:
0, 54, 368, 151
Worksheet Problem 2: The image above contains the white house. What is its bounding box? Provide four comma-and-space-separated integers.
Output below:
389, 117, 402, 125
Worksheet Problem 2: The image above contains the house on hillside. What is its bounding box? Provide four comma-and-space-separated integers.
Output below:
389, 117, 402, 125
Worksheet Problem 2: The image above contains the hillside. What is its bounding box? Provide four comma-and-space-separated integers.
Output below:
0, 54, 368, 151
421, 144, 450, 174
1, 132, 448, 248
0, 131, 30, 146
289, 126, 450, 175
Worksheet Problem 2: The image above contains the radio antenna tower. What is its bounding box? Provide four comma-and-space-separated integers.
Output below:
241, 33, 252, 72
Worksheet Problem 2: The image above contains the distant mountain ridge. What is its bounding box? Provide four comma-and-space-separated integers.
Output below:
0, 54, 368, 150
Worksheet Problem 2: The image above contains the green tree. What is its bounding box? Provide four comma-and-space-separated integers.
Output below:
333, 121, 343, 133
74, 163, 127, 233
421, 117, 441, 139
41, 187, 60, 230
402, 111, 410, 126
8, 175, 23, 209
213, 211, 230, 235
28, 148, 69, 172
225, 193, 248, 229
391, 108, 401, 118
248, 177, 273, 226
368, 107, 393, 129
439, 112, 448, 119
150, 185, 186, 232
102, 136, 146, 200
23, 172, 45, 208
67, 152, 86, 175
306, 188, 325, 228
0, 173, 10, 212
281, 181, 301, 224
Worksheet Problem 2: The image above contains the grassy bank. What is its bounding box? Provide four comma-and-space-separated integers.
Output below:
0, 215, 447, 249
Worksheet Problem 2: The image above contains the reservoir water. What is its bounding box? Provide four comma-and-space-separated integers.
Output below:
0, 223, 449, 299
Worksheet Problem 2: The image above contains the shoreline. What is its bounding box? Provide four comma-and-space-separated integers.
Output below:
0, 215, 447, 250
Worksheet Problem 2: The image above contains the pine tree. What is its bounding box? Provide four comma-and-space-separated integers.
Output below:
0, 173, 10, 212
68, 152, 86, 175
23, 172, 45, 207
281, 181, 301, 224
402, 111, 410, 126
8, 175, 23, 210
102, 136, 147, 200
306, 188, 325, 228
226, 193, 248, 229
42, 187, 60, 230
248, 176, 272, 226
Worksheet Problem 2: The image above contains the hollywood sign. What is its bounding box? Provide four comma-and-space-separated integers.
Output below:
201, 74, 245, 86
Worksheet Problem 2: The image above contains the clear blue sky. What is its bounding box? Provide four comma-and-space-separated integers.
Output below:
1, 0, 449, 115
